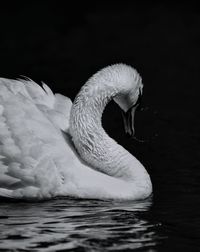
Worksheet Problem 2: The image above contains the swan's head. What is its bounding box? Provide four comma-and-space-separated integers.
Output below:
91, 63, 143, 137
80, 63, 143, 137
108, 64, 143, 137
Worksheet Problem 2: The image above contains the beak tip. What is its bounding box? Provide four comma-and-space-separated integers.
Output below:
125, 130, 135, 138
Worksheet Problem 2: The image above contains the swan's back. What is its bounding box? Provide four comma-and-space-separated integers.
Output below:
0, 78, 73, 199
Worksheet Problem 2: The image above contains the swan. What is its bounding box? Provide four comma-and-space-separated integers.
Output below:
0, 64, 152, 200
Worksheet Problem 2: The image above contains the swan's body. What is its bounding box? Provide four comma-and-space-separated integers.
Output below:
0, 64, 152, 200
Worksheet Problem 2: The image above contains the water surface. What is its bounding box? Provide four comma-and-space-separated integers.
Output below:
0, 197, 165, 251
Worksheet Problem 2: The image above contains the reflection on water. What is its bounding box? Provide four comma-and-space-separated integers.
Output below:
0, 197, 164, 251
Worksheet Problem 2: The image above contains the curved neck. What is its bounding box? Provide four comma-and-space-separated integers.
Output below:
69, 80, 145, 180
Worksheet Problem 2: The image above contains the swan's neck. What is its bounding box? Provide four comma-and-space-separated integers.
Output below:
69, 81, 147, 181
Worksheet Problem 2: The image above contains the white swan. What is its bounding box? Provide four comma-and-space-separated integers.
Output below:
0, 64, 152, 200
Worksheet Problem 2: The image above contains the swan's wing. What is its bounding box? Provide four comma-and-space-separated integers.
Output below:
17, 78, 72, 132
0, 78, 74, 199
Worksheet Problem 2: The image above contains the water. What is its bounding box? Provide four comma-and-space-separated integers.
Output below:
0, 198, 163, 252
0, 185, 200, 251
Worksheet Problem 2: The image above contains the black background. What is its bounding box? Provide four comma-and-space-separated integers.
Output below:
1, 1, 200, 250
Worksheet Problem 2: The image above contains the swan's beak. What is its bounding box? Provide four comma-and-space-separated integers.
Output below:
121, 89, 142, 137
121, 105, 137, 137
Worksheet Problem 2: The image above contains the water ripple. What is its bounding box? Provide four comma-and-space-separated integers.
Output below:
0, 197, 165, 251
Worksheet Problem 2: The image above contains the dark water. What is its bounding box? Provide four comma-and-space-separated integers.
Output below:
1, 2, 200, 251
0, 198, 162, 252
0, 185, 200, 252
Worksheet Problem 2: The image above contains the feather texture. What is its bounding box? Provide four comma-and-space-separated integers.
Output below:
0, 78, 73, 199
